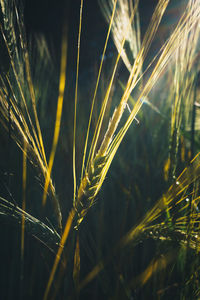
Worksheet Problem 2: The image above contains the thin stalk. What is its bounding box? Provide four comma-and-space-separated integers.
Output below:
81, 0, 117, 180
42, 23, 68, 227
73, 0, 84, 202
191, 78, 197, 158
43, 208, 75, 300
20, 138, 27, 300
86, 0, 139, 168
14, 3, 48, 167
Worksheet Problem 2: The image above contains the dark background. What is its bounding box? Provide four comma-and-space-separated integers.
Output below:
24, 0, 157, 38
24, 0, 158, 70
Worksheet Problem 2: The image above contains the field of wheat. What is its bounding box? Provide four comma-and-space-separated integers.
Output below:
0, 0, 200, 299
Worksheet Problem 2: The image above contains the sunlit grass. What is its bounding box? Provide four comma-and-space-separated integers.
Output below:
0, 0, 200, 299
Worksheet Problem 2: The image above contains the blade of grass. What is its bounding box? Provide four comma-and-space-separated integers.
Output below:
73, 0, 84, 202
87, 0, 139, 166
80, 0, 117, 181
42, 24, 68, 230
96, 0, 170, 157
14, 2, 48, 167
43, 208, 75, 300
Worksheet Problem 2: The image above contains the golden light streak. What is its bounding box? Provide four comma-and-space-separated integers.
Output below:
81, 0, 117, 180
43, 208, 75, 300
73, 0, 84, 202
42, 25, 67, 210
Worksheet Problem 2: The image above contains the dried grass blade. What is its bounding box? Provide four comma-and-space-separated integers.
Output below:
43, 208, 75, 300
14, 2, 48, 166
87, 0, 140, 164
97, 0, 170, 157
42, 24, 68, 226
73, 0, 84, 202
81, 0, 117, 180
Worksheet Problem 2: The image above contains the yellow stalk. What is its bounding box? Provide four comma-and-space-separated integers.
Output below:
86, 52, 121, 168
24, 53, 48, 167
96, 0, 170, 157
87, 0, 140, 165
42, 24, 67, 216
14, 4, 48, 166
43, 208, 75, 300
4, 76, 42, 155
0, 91, 47, 180
73, 0, 84, 202
81, 0, 117, 180
73, 0, 172, 229
0, 26, 44, 165
77, 2, 200, 285
107, 0, 200, 164
44, 2, 83, 297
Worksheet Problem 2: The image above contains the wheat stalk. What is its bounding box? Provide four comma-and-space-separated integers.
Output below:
1, 0, 200, 298
100, 0, 141, 72
73, 0, 171, 228
72, 0, 200, 231
0, 0, 63, 230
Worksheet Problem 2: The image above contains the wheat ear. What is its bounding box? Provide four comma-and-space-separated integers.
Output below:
73, 0, 171, 228
74, 153, 107, 228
